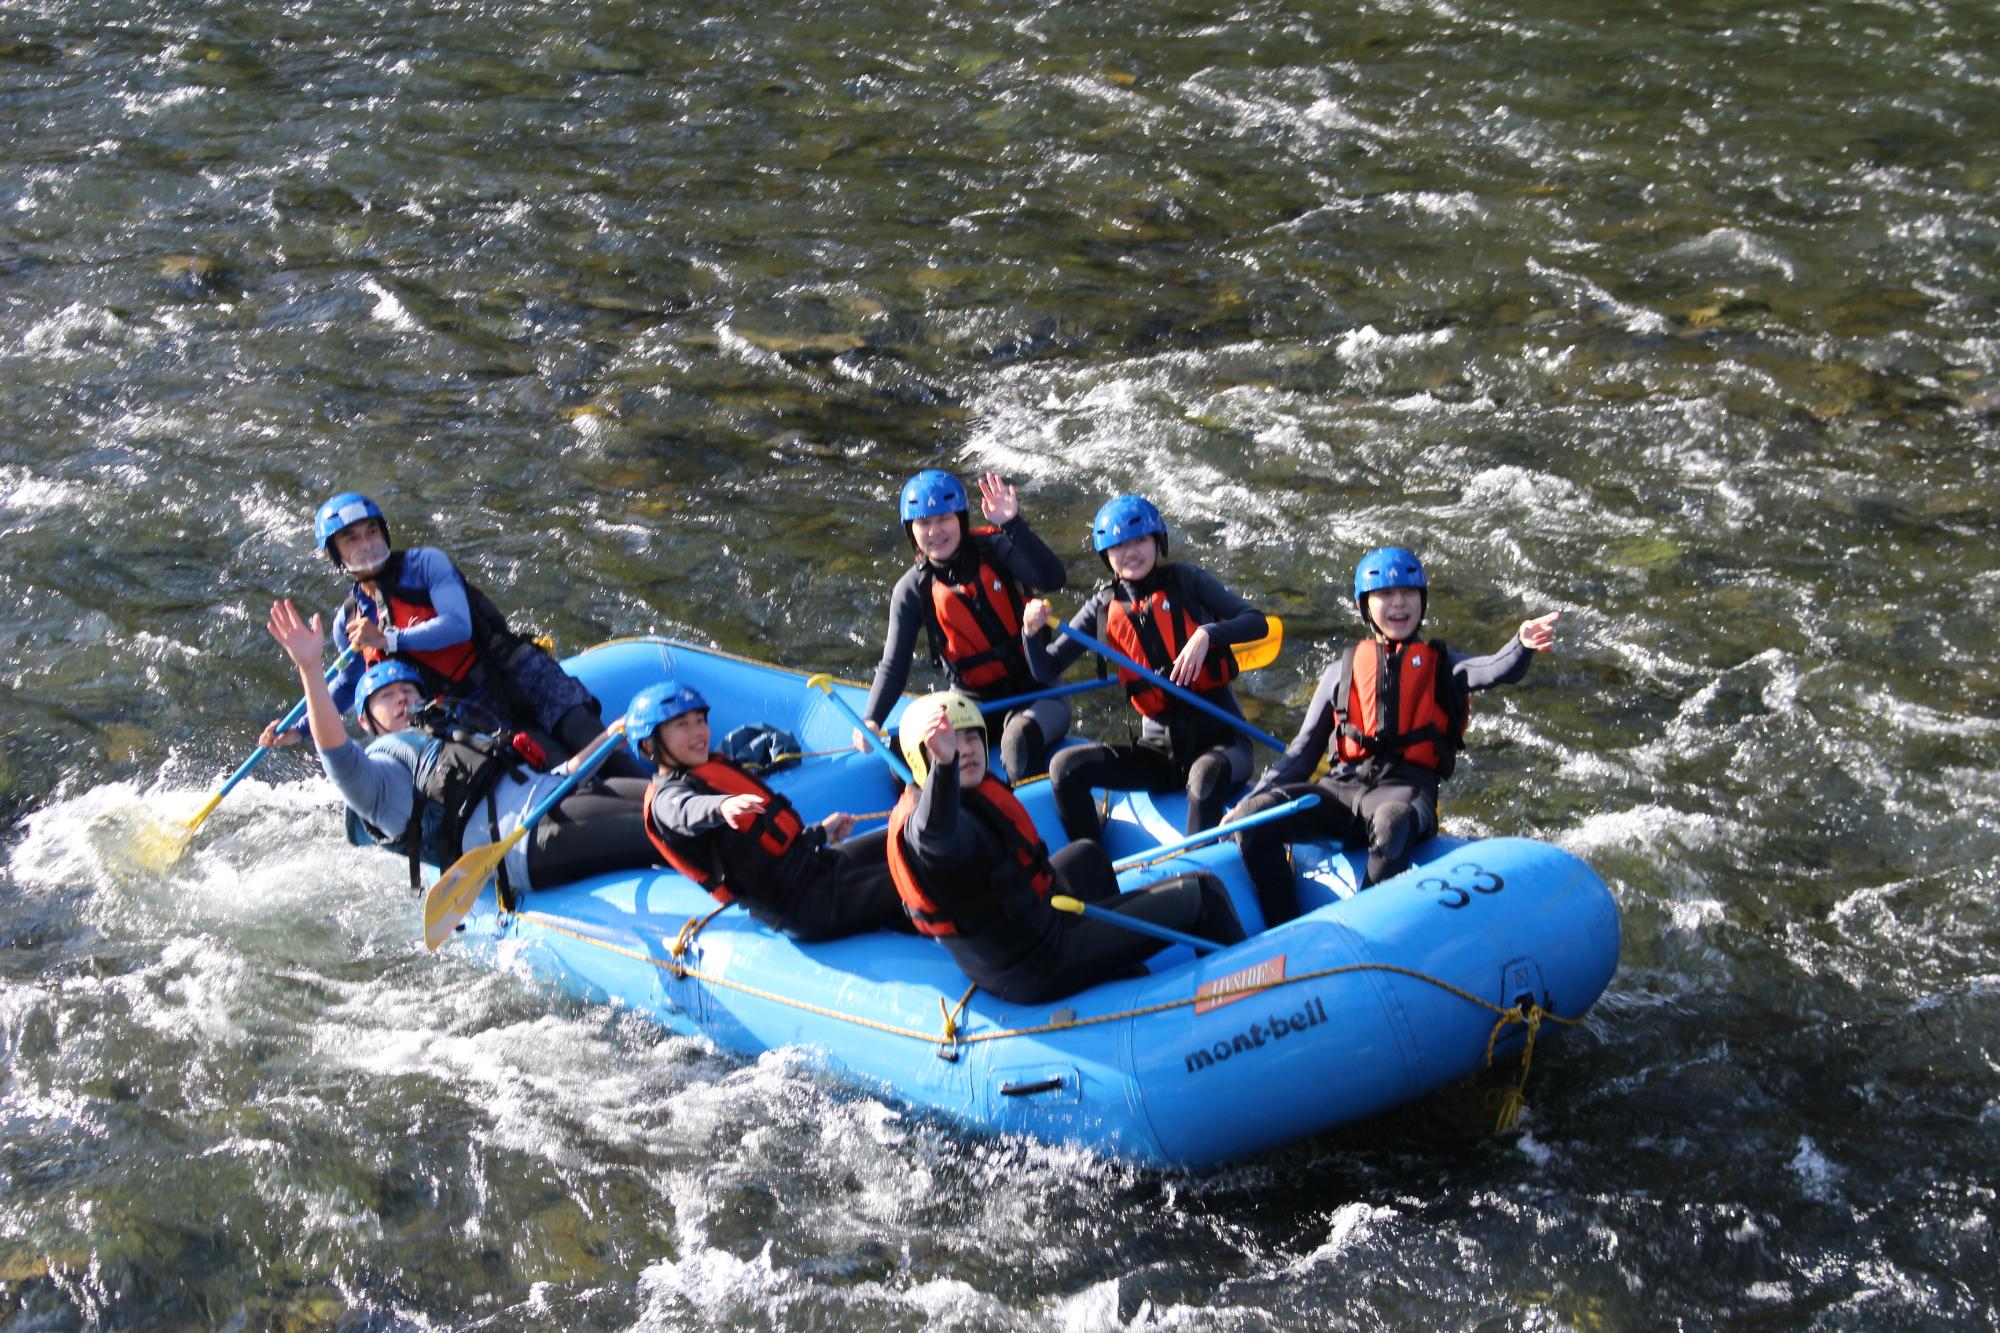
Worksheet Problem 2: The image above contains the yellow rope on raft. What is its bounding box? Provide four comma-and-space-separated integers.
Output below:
518, 908, 1588, 1128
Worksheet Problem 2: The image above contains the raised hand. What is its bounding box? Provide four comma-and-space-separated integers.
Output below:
977, 472, 1018, 526
266, 600, 324, 671
1519, 611, 1561, 652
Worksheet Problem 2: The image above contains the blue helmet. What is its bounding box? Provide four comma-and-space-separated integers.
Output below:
1091, 494, 1168, 555
1353, 546, 1428, 630
1353, 546, 1427, 599
354, 660, 424, 728
898, 470, 969, 523
314, 491, 388, 555
625, 679, 710, 763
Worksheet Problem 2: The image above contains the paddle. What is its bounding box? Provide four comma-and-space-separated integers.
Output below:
130, 646, 359, 872
1053, 621, 1289, 751
973, 615, 1284, 717
1048, 896, 1222, 954
806, 672, 915, 785
421, 722, 626, 951
1109, 792, 1318, 873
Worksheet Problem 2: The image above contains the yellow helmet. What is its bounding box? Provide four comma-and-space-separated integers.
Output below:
897, 690, 987, 786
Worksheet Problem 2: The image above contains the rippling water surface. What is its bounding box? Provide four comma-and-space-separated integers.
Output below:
4, 0, 1999, 1326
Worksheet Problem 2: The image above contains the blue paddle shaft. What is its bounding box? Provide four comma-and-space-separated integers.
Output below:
215, 648, 357, 799
1109, 792, 1319, 873
1054, 622, 1287, 751
813, 680, 915, 785
975, 678, 1113, 715
518, 729, 624, 830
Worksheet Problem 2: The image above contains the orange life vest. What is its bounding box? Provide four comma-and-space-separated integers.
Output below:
920, 529, 1032, 692
642, 756, 805, 905
1332, 638, 1467, 776
886, 774, 1056, 937
1102, 566, 1239, 719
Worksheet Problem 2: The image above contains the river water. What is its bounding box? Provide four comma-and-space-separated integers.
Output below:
3, 0, 1997, 1326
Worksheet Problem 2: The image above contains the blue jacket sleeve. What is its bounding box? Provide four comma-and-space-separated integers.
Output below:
391, 548, 476, 653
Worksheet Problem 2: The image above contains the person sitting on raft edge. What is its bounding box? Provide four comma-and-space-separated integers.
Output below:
629, 679, 911, 942
260, 489, 648, 781
1226, 546, 1560, 927
886, 690, 1245, 1005
857, 469, 1070, 783
264, 599, 666, 899
1021, 493, 1268, 841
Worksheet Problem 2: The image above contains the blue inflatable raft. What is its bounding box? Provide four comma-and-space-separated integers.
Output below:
445, 638, 1620, 1169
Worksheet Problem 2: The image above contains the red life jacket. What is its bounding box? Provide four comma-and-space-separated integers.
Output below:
1102, 566, 1239, 719
347, 550, 520, 692
886, 774, 1056, 937
920, 529, 1032, 692
369, 588, 480, 683
642, 756, 805, 905
1332, 638, 1468, 776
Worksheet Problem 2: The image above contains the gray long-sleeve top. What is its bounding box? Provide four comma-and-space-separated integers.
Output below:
865, 517, 1067, 725
320, 733, 545, 887
1244, 634, 1536, 798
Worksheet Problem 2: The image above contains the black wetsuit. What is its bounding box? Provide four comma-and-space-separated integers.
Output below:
895, 756, 1244, 1004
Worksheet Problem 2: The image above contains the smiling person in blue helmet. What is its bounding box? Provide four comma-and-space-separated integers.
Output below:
860, 469, 1070, 782
1228, 547, 1561, 926
1021, 494, 1270, 840
628, 680, 910, 942
258, 491, 646, 781
265, 600, 664, 901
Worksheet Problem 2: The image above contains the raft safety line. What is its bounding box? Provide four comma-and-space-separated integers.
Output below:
514, 908, 1587, 1127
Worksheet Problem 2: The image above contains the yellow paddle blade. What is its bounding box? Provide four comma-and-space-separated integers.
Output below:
423, 834, 519, 951
1234, 615, 1283, 671
1048, 895, 1085, 915
124, 816, 194, 874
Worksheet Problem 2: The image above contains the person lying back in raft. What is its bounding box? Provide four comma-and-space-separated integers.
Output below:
859, 469, 1070, 782
1021, 494, 1269, 841
260, 491, 646, 781
265, 599, 664, 899
1228, 547, 1560, 926
887, 690, 1245, 1004
629, 679, 910, 942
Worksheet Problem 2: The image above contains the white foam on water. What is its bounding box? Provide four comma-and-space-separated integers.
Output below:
21, 303, 142, 361
360, 278, 422, 334
115, 84, 210, 118
0, 465, 85, 515
1557, 804, 1719, 859
1525, 258, 1671, 334
1788, 1135, 1841, 1202
1291, 1201, 1401, 1270
1663, 227, 1800, 284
